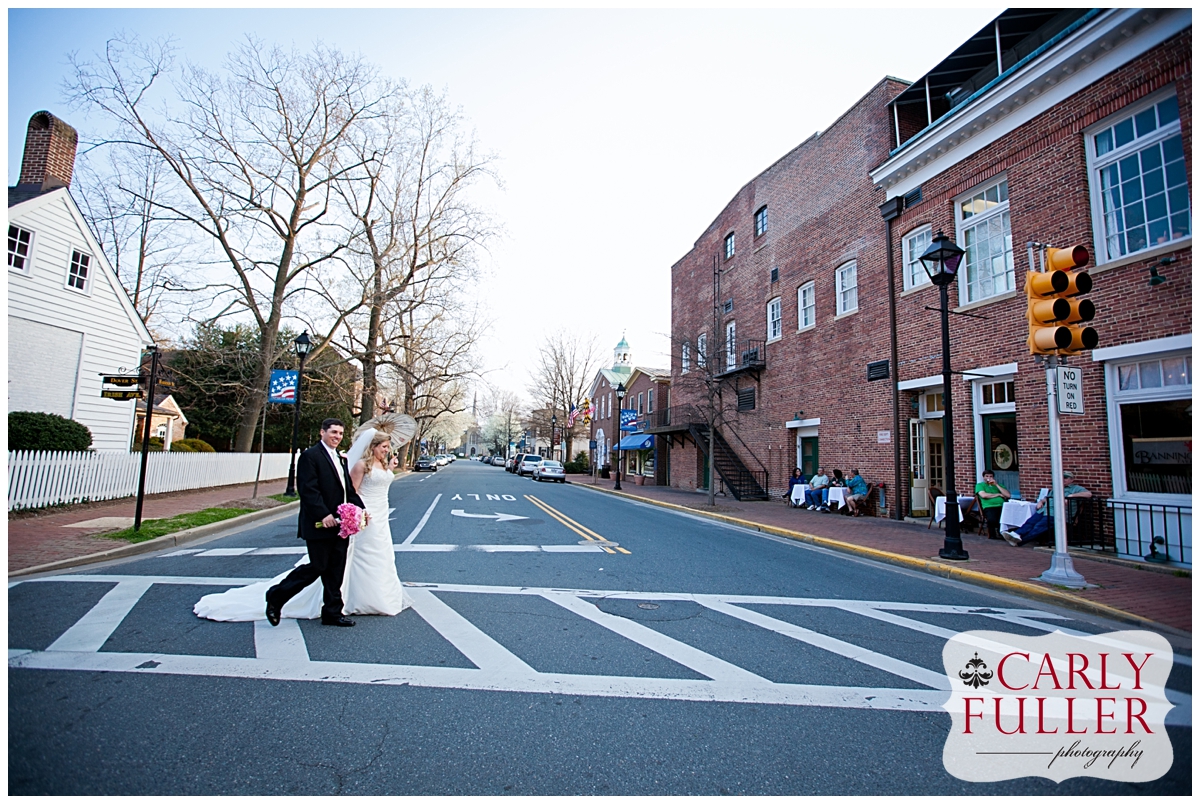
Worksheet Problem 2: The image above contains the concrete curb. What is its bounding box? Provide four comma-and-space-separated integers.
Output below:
575, 482, 1177, 633
9, 502, 300, 579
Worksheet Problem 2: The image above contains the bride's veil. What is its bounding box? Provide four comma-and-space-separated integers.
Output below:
345, 427, 378, 467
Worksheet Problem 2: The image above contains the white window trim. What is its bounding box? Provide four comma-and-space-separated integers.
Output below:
1085, 86, 1188, 266
64, 248, 94, 296
920, 391, 945, 420
8, 224, 36, 276
954, 174, 1012, 306
696, 332, 707, 368
962, 362, 1019, 382
681, 342, 690, 374
724, 232, 735, 260
971, 373, 1017, 483
1103, 347, 1192, 503
797, 282, 816, 331
766, 297, 782, 343
835, 260, 858, 316
724, 321, 736, 369
901, 224, 933, 291
1092, 334, 1190, 363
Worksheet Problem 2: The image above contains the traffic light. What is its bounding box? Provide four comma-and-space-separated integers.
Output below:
1026, 245, 1098, 355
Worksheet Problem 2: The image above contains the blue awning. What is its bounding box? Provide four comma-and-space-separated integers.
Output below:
618, 434, 654, 451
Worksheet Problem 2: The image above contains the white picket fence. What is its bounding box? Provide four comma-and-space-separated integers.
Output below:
7, 450, 295, 511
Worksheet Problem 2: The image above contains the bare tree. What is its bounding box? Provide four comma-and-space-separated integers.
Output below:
68, 35, 398, 451
527, 331, 602, 464
332, 85, 497, 425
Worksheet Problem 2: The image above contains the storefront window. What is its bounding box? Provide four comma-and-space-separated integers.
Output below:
1120, 399, 1191, 494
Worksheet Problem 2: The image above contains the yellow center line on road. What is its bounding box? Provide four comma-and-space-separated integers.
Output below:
524, 495, 631, 554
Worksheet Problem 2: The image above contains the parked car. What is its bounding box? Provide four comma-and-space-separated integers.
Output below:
532, 459, 566, 483
435, 454, 450, 466
505, 455, 521, 472
517, 454, 542, 477
492, 456, 505, 466
413, 456, 436, 472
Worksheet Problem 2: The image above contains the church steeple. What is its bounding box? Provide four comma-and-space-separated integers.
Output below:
613, 333, 632, 371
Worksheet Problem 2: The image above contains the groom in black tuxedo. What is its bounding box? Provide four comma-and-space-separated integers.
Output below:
266, 418, 367, 627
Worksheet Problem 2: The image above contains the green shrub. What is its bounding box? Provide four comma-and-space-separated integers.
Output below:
565, 451, 591, 474
8, 412, 93, 452
133, 436, 165, 452
173, 438, 215, 452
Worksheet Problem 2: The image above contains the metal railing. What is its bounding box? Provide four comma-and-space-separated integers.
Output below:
1107, 500, 1192, 567
717, 338, 767, 376
643, 404, 704, 431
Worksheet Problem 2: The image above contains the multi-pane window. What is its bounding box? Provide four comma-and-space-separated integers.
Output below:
1118, 354, 1191, 391
696, 333, 707, 368
681, 342, 691, 374
8, 225, 33, 273
724, 321, 736, 371
647, 389, 654, 412
68, 250, 91, 291
835, 260, 858, 314
981, 380, 1016, 405
958, 178, 1013, 303
1091, 93, 1189, 262
638, 392, 644, 414
798, 282, 815, 329
902, 225, 932, 290
754, 206, 768, 237
766, 297, 782, 341
724, 232, 735, 260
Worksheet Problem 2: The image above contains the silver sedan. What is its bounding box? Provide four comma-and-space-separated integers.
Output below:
532, 459, 566, 483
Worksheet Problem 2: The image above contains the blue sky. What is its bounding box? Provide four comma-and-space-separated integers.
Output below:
9, 8, 1002, 398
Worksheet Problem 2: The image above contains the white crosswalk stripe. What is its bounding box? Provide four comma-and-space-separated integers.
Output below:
8, 574, 1192, 726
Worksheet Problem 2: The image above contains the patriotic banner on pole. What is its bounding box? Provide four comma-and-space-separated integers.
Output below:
566, 403, 579, 427
269, 370, 298, 404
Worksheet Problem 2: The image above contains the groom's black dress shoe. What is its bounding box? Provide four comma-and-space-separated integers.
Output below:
265, 601, 281, 627
321, 616, 356, 627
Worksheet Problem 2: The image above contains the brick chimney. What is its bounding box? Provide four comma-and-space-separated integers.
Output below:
18, 111, 79, 190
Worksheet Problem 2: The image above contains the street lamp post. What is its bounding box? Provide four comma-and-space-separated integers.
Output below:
284, 331, 314, 497
919, 232, 969, 561
614, 383, 626, 491
551, 414, 557, 462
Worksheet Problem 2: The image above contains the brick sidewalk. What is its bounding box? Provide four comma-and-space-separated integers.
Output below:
575, 476, 1191, 634
7, 480, 290, 573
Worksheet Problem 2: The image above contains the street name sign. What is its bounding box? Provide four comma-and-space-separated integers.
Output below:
101, 389, 143, 400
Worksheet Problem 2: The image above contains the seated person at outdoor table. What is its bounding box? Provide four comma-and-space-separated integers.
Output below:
844, 469, 869, 516
975, 469, 1010, 540
804, 467, 830, 510
1001, 471, 1091, 546
787, 468, 808, 504
820, 469, 847, 512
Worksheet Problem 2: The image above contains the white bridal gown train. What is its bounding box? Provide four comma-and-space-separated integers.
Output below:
194, 467, 408, 621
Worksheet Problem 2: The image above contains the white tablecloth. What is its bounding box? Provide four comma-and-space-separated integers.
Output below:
1000, 499, 1038, 530
827, 487, 849, 508
935, 495, 976, 523
789, 484, 810, 505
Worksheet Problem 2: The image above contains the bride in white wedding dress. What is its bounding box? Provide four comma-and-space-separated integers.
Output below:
194, 426, 408, 622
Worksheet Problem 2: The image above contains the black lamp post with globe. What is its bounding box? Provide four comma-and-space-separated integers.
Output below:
284, 331, 314, 497
919, 232, 969, 561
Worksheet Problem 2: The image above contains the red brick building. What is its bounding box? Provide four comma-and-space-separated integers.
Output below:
660, 9, 1191, 565
586, 337, 669, 484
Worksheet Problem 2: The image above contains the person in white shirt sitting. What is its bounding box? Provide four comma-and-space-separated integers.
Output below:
804, 468, 830, 510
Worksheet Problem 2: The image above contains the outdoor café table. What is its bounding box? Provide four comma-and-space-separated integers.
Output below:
826, 487, 849, 510
935, 495, 976, 523
789, 484, 810, 506
1000, 499, 1038, 530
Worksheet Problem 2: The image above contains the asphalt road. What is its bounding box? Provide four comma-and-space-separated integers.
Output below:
9, 460, 1193, 794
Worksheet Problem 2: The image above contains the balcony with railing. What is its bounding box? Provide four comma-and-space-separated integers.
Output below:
643, 404, 704, 434
715, 338, 766, 380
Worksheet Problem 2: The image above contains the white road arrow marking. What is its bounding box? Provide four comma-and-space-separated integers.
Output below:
450, 509, 528, 522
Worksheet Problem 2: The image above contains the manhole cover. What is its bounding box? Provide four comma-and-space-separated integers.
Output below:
637, 603, 660, 610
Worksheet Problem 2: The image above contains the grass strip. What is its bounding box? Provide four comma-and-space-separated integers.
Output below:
100, 507, 255, 544
268, 493, 297, 503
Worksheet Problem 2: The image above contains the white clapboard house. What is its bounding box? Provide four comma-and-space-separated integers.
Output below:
8, 111, 154, 451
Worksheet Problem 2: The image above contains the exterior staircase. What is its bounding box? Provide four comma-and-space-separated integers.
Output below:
688, 422, 769, 501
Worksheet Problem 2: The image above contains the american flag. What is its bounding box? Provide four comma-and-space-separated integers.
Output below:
566, 403, 579, 427
269, 370, 298, 403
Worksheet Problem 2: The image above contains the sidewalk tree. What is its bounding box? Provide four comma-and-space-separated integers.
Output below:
527, 331, 601, 464
331, 84, 496, 425
68, 35, 399, 451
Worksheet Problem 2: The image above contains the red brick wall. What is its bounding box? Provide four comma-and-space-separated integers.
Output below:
18, 111, 78, 188
667, 32, 1191, 514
